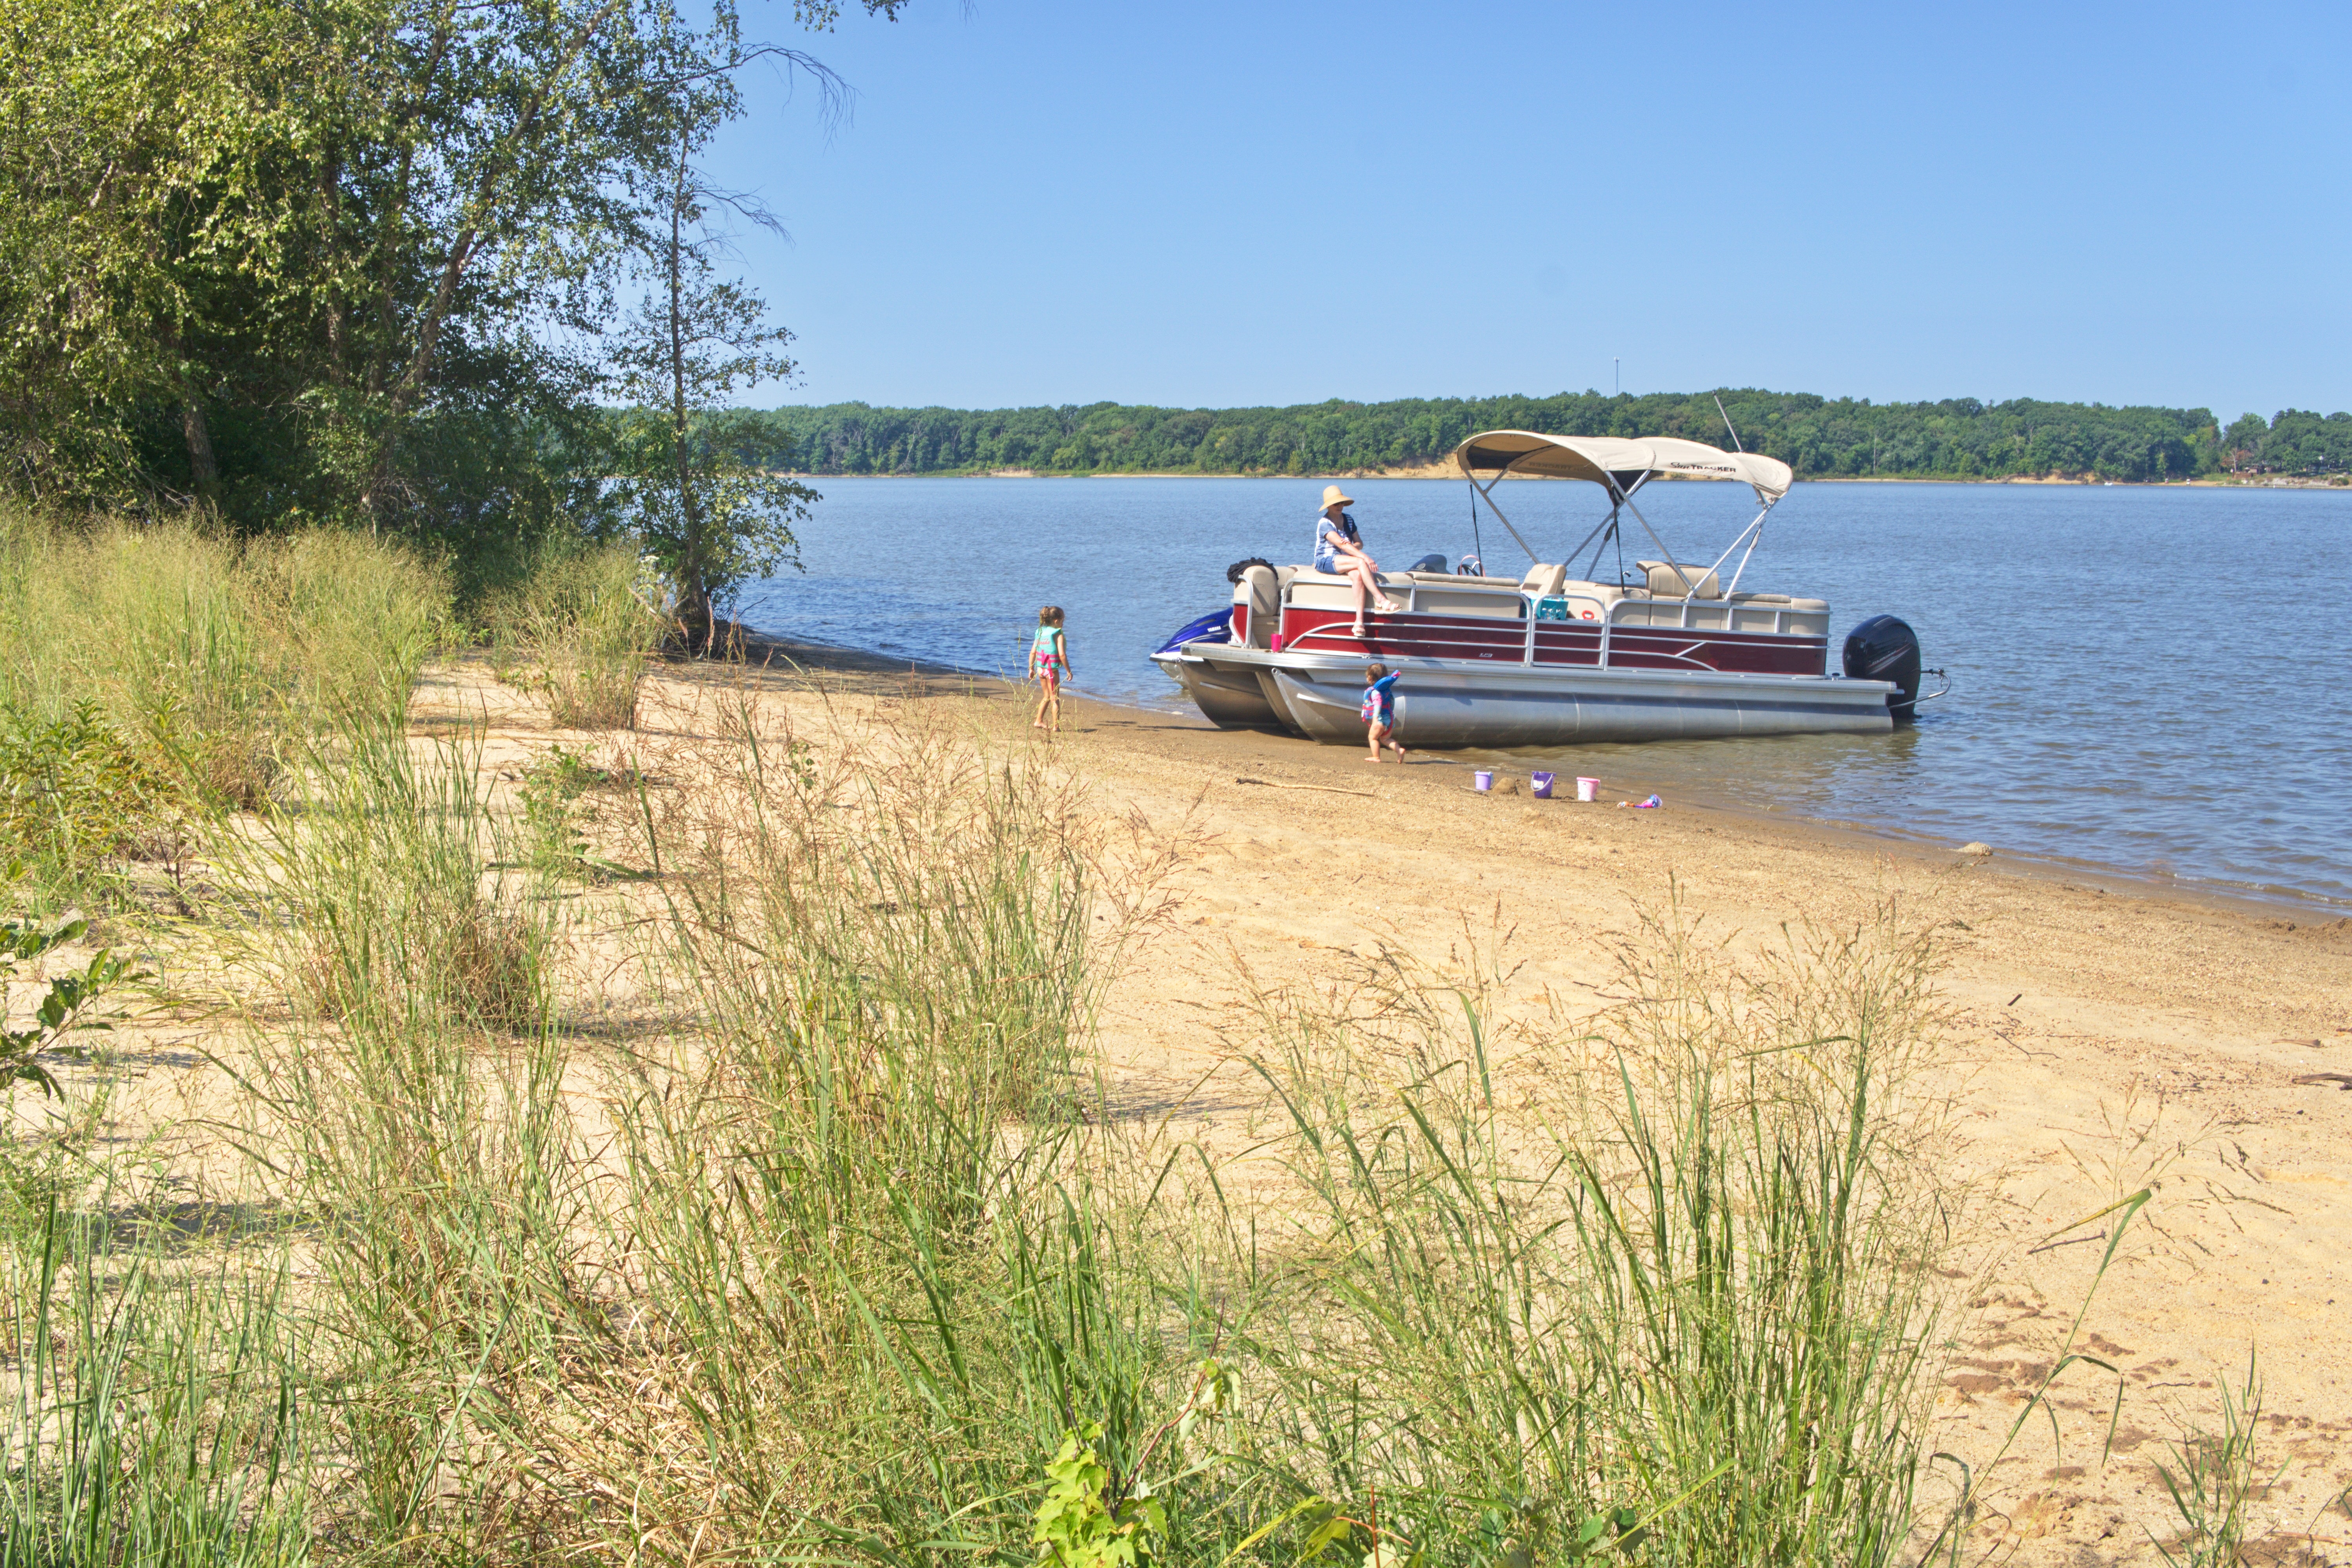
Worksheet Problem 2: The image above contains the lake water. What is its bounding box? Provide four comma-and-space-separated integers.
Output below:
734, 477, 2352, 911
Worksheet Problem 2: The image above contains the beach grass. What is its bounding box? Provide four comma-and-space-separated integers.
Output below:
0, 544, 2013, 1563
481, 541, 665, 730
0, 505, 448, 906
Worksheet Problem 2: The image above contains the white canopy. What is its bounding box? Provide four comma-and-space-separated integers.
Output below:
1450, 430, 1793, 504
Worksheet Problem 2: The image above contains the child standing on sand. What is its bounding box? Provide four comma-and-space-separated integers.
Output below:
1029, 606, 1072, 733
1361, 663, 1405, 763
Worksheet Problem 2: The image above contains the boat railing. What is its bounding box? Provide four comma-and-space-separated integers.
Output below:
1275, 577, 1826, 672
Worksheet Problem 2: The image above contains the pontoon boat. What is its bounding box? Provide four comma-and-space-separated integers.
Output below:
1151, 430, 1928, 746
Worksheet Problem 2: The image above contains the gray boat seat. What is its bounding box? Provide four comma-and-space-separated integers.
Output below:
1635, 559, 1723, 599
1232, 564, 1279, 646
1400, 570, 1518, 586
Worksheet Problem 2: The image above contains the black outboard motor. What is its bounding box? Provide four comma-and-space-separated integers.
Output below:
1842, 614, 1923, 723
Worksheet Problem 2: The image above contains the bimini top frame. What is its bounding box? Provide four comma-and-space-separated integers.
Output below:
1446, 429, 1795, 601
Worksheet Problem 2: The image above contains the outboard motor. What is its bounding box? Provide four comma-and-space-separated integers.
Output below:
1842, 614, 1922, 722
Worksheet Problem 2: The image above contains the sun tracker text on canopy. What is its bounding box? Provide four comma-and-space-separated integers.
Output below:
1449, 431, 1793, 504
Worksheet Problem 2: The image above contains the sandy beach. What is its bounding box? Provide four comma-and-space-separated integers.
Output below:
720, 648, 2352, 1563
51, 642, 2352, 1564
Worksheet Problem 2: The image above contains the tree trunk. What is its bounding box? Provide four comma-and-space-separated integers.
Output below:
181, 392, 220, 504
667, 126, 710, 653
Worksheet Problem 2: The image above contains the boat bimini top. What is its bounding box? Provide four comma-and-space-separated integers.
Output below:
1447, 429, 1796, 601
1451, 431, 1792, 501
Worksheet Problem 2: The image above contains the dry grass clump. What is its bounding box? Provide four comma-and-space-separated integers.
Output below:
483, 543, 664, 729
222, 719, 551, 1039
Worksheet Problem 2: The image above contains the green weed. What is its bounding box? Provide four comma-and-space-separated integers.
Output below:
2152, 1351, 2267, 1567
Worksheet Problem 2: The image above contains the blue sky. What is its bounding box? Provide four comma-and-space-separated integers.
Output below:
702, 0, 2349, 421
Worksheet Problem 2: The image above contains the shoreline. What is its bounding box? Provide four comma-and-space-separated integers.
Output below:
773, 470, 2352, 490
722, 624, 2348, 923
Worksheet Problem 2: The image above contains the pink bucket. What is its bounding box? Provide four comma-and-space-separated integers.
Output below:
1575, 776, 1600, 802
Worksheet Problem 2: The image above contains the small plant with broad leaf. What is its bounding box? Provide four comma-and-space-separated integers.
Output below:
0, 915, 143, 1094
1032, 1424, 1167, 1568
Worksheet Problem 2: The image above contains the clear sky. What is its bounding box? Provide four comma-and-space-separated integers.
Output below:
701, 0, 2350, 422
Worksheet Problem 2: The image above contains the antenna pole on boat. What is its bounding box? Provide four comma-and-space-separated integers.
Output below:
1714, 394, 1744, 452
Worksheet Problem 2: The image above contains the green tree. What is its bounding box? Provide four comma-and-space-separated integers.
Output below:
605, 10, 825, 648
2220, 413, 2268, 471
1, 0, 902, 589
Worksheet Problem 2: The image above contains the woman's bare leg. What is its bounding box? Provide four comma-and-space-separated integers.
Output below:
1347, 556, 1403, 615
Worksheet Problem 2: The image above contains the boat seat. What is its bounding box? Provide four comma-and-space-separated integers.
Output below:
1232, 564, 1279, 647
1519, 562, 1568, 598
1635, 559, 1722, 599
1279, 563, 1408, 590
1401, 570, 1519, 587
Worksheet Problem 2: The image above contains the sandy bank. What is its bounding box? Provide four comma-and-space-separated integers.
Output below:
707, 650, 2352, 1563
41, 644, 2350, 1565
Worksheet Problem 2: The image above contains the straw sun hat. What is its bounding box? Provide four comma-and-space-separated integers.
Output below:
1320, 485, 1354, 510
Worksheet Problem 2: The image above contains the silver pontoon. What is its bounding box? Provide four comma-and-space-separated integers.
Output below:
1150, 429, 1926, 746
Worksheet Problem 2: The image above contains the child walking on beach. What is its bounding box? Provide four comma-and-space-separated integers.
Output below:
1029, 606, 1072, 733
1361, 663, 1405, 763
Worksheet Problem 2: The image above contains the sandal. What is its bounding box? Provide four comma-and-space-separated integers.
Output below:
1377, 597, 1406, 614
1350, 622, 1368, 638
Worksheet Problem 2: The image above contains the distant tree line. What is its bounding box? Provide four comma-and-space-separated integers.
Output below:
750, 392, 2352, 484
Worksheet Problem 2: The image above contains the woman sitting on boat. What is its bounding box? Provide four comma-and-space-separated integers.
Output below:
1314, 485, 1402, 636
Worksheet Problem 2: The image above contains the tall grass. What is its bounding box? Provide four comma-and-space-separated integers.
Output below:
1214, 911, 1964, 1564
482, 542, 664, 729
0, 506, 448, 901
0, 508, 446, 772
4, 632, 2036, 1564
0, 1192, 309, 1566
565, 699, 1192, 1561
